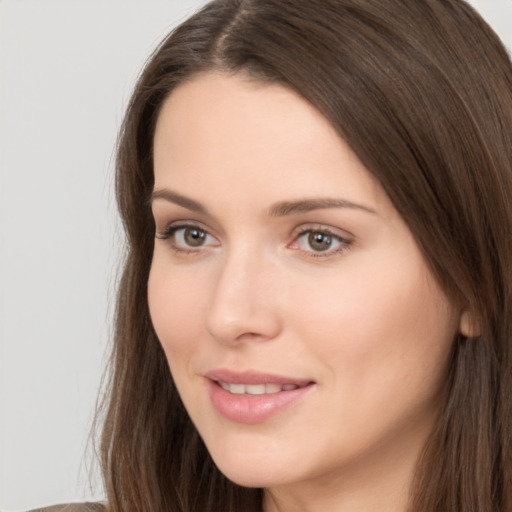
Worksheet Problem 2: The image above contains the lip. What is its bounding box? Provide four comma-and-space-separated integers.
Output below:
205, 369, 315, 424
206, 369, 313, 386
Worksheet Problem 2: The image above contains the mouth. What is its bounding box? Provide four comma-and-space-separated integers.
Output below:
215, 381, 307, 395
205, 369, 315, 423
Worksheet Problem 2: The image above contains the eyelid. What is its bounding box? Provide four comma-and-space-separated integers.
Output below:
290, 223, 353, 242
288, 223, 354, 257
156, 220, 220, 251
156, 218, 213, 236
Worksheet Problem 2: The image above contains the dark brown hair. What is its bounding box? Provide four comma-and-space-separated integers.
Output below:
97, 1, 512, 511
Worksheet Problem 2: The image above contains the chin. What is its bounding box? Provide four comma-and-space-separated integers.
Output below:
205, 439, 298, 488
222, 470, 272, 489
218, 463, 292, 489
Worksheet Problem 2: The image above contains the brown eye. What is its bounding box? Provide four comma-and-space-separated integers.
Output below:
156, 224, 219, 251
307, 231, 332, 252
293, 228, 351, 257
183, 227, 206, 247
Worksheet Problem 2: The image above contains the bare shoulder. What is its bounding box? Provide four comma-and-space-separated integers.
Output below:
29, 503, 106, 512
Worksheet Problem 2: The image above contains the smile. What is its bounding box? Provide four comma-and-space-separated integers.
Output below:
217, 382, 304, 395
206, 370, 315, 423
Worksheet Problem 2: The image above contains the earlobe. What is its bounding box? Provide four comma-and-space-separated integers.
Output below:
460, 310, 481, 338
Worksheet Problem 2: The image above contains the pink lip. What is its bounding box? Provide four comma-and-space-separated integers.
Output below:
205, 368, 312, 386
205, 369, 315, 424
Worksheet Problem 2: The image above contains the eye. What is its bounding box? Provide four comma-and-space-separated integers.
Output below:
303, 231, 335, 252
291, 227, 352, 257
156, 223, 219, 252
177, 226, 208, 247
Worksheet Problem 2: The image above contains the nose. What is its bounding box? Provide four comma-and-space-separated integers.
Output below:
204, 247, 282, 345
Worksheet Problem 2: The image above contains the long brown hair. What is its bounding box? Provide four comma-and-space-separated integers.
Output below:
97, 1, 512, 510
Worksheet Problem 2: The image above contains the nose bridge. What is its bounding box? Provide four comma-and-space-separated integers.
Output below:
205, 242, 281, 344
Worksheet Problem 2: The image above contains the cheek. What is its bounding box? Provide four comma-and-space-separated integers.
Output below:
148, 259, 207, 363
287, 250, 457, 403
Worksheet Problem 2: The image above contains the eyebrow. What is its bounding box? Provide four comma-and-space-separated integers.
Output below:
151, 188, 376, 217
268, 198, 376, 217
151, 189, 209, 215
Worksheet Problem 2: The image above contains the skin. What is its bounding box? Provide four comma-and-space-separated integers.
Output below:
148, 72, 464, 512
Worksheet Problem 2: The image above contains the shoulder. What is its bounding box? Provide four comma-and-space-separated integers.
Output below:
29, 503, 106, 512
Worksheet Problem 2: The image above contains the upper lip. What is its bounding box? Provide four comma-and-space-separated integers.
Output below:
205, 368, 313, 386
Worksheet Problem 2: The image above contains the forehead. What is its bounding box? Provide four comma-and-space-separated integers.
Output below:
152, 72, 387, 215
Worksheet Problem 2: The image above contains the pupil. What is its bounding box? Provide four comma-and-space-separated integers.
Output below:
185, 227, 206, 246
309, 232, 332, 251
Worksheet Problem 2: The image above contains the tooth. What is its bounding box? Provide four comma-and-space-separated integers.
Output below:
246, 384, 266, 395
230, 384, 246, 394
265, 383, 281, 394
221, 382, 301, 395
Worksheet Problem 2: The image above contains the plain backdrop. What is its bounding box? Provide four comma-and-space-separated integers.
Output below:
0, 0, 511, 510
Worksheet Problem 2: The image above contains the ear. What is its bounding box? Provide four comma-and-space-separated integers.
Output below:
459, 310, 481, 338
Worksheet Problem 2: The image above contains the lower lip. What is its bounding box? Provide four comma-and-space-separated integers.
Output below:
207, 380, 314, 424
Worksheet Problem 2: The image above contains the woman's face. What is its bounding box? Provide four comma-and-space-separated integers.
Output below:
149, 73, 461, 496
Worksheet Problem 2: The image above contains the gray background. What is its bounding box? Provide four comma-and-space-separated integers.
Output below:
0, 0, 510, 510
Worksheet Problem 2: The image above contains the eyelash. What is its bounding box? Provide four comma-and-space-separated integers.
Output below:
292, 226, 352, 258
155, 222, 353, 258
156, 222, 218, 255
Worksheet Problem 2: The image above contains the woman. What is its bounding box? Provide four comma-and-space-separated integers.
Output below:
37, 0, 512, 511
